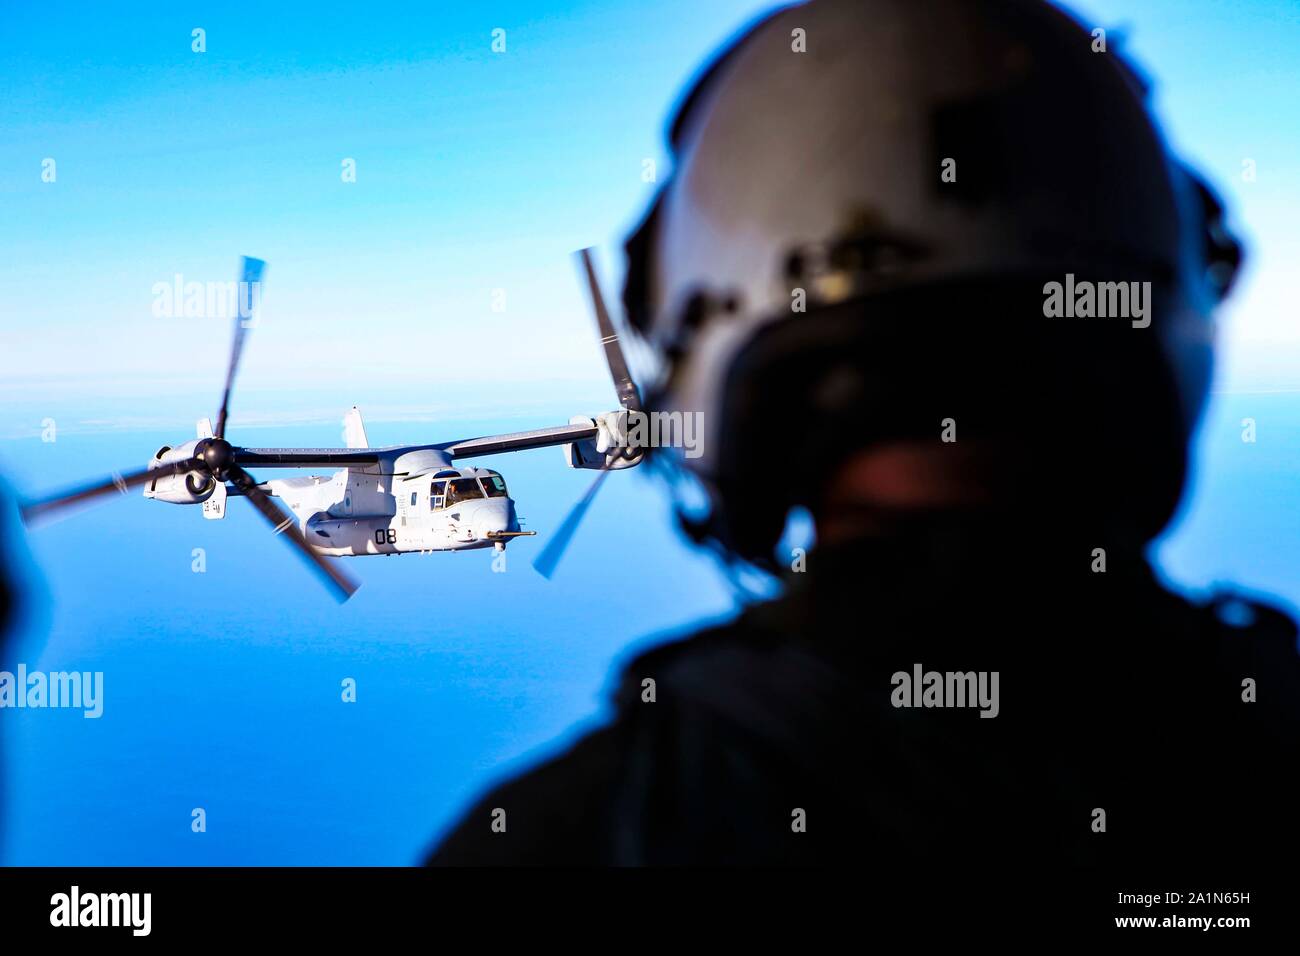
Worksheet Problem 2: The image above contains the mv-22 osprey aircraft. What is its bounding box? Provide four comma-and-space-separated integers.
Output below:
20, 251, 644, 600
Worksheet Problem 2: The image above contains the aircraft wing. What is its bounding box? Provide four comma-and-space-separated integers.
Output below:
235, 448, 382, 468
440, 423, 599, 460
233, 423, 601, 468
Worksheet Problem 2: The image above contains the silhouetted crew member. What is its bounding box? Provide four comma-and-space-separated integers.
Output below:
0, 483, 27, 835
429, 0, 1299, 867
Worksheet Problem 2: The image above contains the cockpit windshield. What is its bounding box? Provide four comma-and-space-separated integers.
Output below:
482, 475, 508, 498
445, 478, 485, 507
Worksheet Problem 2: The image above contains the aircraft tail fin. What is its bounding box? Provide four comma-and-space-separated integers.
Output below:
344, 406, 369, 449
197, 417, 214, 439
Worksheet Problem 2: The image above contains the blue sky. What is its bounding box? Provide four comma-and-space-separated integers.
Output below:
0, 0, 778, 433
2, 0, 1297, 439
0, 0, 1298, 864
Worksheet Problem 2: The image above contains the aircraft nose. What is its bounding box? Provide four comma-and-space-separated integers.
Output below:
474, 497, 518, 538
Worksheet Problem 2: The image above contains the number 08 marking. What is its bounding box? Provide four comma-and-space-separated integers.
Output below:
374, 528, 397, 545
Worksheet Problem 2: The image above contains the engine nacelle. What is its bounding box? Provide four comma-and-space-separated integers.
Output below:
563, 413, 644, 471
142, 440, 216, 504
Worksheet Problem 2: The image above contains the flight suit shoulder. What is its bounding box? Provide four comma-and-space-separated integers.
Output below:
425, 722, 629, 866
1198, 590, 1298, 661
609, 605, 789, 706
1192, 590, 1300, 727
427, 615, 777, 866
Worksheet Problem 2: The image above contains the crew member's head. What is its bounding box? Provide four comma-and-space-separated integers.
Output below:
623, 0, 1242, 568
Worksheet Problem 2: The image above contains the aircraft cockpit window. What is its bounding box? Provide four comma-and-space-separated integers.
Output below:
430, 479, 448, 511
445, 478, 485, 506
482, 476, 508, 498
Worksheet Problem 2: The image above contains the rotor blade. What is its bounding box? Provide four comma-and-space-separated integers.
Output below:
214, 256, 267, 439
575, 248, 642, 413
532, 467, 610, 580
230, 466, 358, 602
20, 458, 202, 526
